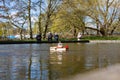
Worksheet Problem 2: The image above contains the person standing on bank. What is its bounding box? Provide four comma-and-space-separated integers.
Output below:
54, 33, 59, 42
77, 32, 82, 41
48, 32, 53, 42
36, 33, 42, 42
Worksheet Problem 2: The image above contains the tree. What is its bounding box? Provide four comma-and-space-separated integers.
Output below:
38, 0, 42, 34
0, 0, 28, 39
0, 0, 39, 39
0, 22, 13, 38
0, 0, 15, 38
50, 0, 86, 38
28, 0, 33, 39
43, 0, 62, 39
51, 0, 120, 37
78, 0, 120, 36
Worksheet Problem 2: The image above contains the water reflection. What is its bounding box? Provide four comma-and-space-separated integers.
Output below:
0, 43, 120, 80
49, 43, 120, 80
0, 44, 49, 80
50, 52, 64, 64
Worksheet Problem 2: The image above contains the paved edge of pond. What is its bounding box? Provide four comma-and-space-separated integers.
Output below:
60, 64, 120, 80
90, 40, 120, 43
0, 40, 89, 44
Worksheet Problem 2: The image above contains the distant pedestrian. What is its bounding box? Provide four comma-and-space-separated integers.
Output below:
54, 33, 59, 41
36, 33, 42, 42
48, 32, 53, 42
77, 32, 82, 41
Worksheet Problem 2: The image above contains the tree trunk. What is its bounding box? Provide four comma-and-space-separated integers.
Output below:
43, 0, 51, 39
72, 26, 77, 38
96, 22, 100, 35
28, 0, 33, 39
38, 0, 42, 34
20, 29, 23, 40
100, 27, 108, 36
43, 18, 49, 39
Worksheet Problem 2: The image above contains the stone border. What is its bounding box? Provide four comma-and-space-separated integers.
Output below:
90, 40, 120, 43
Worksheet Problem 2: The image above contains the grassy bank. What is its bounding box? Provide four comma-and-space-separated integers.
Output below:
58, 36, 120, 41
83, 36, 120, 40
0, 36, 120, 42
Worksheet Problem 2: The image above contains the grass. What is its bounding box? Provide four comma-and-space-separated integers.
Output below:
83, 36, 120, 40
0, 36, 120, 42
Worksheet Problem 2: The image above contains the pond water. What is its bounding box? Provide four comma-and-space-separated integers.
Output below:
0, 43, 120, 80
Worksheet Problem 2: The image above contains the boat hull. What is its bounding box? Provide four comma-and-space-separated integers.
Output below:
50, 47, 67, 52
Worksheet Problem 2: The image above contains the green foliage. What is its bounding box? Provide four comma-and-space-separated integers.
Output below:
0, 0, 120, 38
50, 0, 86, 35
0, 28, 3, 36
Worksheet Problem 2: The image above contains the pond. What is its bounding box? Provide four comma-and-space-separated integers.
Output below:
0, 43, 120, 80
